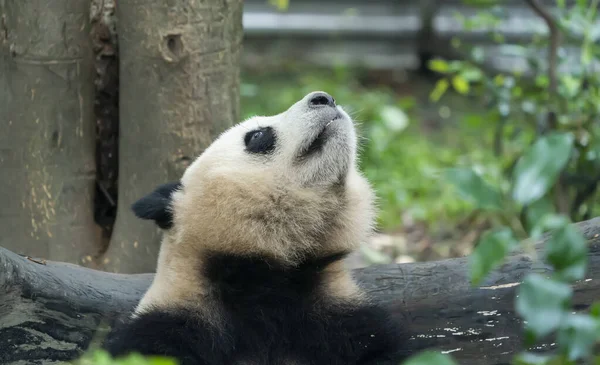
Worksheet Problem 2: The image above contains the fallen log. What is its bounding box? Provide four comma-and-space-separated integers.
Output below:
1, 217, 600, 365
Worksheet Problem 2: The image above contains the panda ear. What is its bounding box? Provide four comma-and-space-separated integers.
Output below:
131, 181, 182, 229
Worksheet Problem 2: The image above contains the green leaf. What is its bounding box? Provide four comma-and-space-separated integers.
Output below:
524, 197, 554, 234
577, 0, 589, 10
582, 37, 593, 66
530, 213, 588, 283
470, 227, 519, 285
557, 314, 600, 361
85, 350, 113, 365
429, 59, 450, 73
515, 274, 572, 340
451, 75, 470, 94
268, 0, 289, 10
545, 221, 588, 282
430, 79, 449, 102
493, 74, 504, 86
148, 357, 180, 365
591, 302, 600, 318
513, 352, 552, 365
512, 132, 574, 205
561, 75, 582, 98
445, 168, 502, 210
492, 32, 505, 43
74, 350, 179, 365
530, 213, 570, 239
402, 351, 458, 365
459, 67, 483, 82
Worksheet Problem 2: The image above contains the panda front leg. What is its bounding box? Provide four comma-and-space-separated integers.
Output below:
102, 309, 231, 365
341, 305, 411, 365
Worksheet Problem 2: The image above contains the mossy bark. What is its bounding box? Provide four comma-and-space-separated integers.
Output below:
100, 0, 244, 273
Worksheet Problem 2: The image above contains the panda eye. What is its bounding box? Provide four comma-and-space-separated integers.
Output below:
244, 127, 276, 154
251, 131, 263, 140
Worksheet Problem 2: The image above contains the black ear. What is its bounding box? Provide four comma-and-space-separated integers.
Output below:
131, 181, 182, 229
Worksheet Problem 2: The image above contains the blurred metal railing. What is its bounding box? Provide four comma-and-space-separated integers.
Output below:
241, 0, 599, 73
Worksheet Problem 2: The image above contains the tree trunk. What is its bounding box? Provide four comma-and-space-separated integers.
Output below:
99, 0, 244, 273
2, 217, 600, 364
0, 0, 99, 265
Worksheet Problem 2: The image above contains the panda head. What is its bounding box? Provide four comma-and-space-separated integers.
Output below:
132, 91, 375, 265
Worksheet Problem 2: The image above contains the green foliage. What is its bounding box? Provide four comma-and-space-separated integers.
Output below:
557, 314, 600, 361
515, 273, 573, 340
469, 227, 519, 285
402, 351, 458, 365
253, 0, 600, 360
420, 0, 600, 363
511, 133, 574, 206
524, 197, 555, 234
430, 78, 450, 102
267, 0, 289, 11
73, 350, 178, 365
540, 215, 588, 282
444, 168, 502, 211
240, 69, 496, 233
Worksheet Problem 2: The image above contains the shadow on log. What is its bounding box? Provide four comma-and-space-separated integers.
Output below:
1, 217, 600, 365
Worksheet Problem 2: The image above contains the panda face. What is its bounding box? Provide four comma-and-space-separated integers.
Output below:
179, 91, 357, 189
134, 91, 374, 265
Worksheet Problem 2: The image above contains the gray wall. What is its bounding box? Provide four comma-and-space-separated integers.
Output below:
242, 0, 599, 73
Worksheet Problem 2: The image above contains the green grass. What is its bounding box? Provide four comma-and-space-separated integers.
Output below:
240, 66, 502, 237
74, 350, 177, 365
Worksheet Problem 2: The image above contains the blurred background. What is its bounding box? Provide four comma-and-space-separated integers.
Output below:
2, 0, 599, 272
239, 0, 600, 267
2, 2, 599, 362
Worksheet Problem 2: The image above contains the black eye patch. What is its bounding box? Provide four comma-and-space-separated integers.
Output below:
244, 127, 276, 154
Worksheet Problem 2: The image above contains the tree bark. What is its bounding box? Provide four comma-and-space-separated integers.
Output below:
100, 0, 244, 273
2, 217, 600, 364
0, 0, 99, 265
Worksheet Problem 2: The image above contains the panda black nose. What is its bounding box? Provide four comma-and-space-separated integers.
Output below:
308, 92, 336, 108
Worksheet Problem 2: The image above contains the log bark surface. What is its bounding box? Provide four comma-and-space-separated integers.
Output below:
100, 0, 244, 274
0, 0, 99, 265
2, 217, 600, 364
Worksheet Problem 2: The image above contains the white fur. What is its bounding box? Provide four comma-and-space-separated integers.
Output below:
135, 91, 376, 316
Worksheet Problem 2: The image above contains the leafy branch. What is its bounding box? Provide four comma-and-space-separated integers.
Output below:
525, 0, 560, 128
405, 0, 600, 364
526, 0, 572, 217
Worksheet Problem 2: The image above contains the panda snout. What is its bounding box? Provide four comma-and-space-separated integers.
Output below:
307, 92, 336, 109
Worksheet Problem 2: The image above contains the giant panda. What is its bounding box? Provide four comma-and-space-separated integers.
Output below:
102, 91, 410, 364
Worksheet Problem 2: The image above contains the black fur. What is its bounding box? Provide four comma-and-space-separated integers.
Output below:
244, 127, 277, 154
103, 253, 410, 364
131, 182, 182, 229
